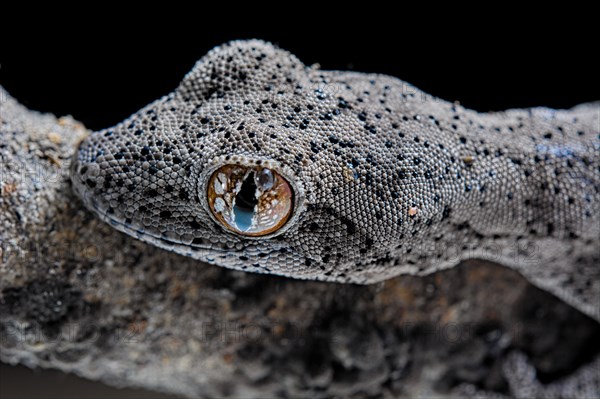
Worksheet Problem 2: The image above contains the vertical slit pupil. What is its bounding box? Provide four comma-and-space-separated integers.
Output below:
235, 171, 258, 211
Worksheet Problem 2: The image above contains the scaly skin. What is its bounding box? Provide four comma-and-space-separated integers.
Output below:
72, 40, 598, 320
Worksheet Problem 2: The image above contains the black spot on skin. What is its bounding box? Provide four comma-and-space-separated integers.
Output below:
179, 189, 189, 200
455, 222, 470, 231
366, 154, 378, 166
510, 158, 522, 166
103, 175, 113, 188
340, 216, 357, 235
441, 206, 451, 220
160, 210, 172, 219
189, 220, 201, 229
566, 159, 574, 168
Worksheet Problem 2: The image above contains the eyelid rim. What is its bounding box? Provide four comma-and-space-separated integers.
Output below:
197, 155, 306, 239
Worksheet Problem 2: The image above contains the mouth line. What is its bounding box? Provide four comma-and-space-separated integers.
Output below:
82, 194, 290, 263
88, 201, 233, 253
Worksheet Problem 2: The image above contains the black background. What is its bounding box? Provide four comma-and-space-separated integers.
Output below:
2, 10, 597, 131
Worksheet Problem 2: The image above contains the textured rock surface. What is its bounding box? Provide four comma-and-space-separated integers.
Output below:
1, 88, 599, 398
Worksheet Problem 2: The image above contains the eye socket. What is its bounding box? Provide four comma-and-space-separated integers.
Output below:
207, 165, 294, 237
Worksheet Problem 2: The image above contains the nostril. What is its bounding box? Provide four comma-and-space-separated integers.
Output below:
78, 163, 100, 179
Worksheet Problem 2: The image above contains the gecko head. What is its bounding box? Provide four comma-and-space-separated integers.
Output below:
72, 40, 407, 284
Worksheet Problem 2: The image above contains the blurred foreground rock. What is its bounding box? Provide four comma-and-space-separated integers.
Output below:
1, 88, 598, 398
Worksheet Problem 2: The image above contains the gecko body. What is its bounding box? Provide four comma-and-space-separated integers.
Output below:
71, 40, 599, 323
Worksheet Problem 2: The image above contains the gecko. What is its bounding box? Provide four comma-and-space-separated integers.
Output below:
71, 39, 599, 316
71, 40, 599, 394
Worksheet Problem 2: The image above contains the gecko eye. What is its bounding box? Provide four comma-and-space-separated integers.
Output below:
207, 165, 294, 237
